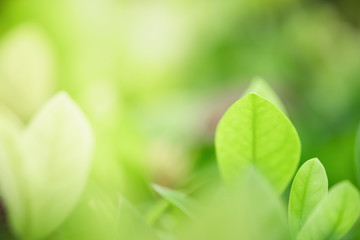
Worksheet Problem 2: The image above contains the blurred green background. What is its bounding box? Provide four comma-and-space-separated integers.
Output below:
1, 0, 360, 239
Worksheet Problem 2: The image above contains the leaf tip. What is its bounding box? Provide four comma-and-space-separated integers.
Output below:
306, 157, 323, 167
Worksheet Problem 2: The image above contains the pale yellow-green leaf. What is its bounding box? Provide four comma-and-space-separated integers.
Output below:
0, 92, 94, 239
0, 119, 26, 237
0, 23, 55, 119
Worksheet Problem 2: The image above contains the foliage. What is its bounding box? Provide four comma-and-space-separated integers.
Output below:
0, 80, 358, 240
1, 0, 360, 239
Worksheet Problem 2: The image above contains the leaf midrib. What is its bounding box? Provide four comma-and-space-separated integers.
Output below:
250, 94, 257, 164
298, 161, 315, 225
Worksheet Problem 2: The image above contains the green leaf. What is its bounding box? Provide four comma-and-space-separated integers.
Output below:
296, 181, 360, 240
215, 93, 301, 192
181, 169, 290, 240
289, 158, 328, 236
0, 92, 94, 239
152, 184, 198, 218
244, 77, 287, 114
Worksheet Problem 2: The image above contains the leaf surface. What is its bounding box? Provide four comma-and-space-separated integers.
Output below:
0, 23, 55, 119
215, 93, 300, 192
0, 92, 94, 239
181, 169, 290, 240
296, 181, 360, 240
289, 158, 328, 236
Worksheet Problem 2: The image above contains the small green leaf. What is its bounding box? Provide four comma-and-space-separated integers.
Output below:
289, 158, 328, 236
296, 181, 360, 240
152, 184, 198, 218
215, 93, 301, 192
0, 92, 94, 239
244, 77, 287, 114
